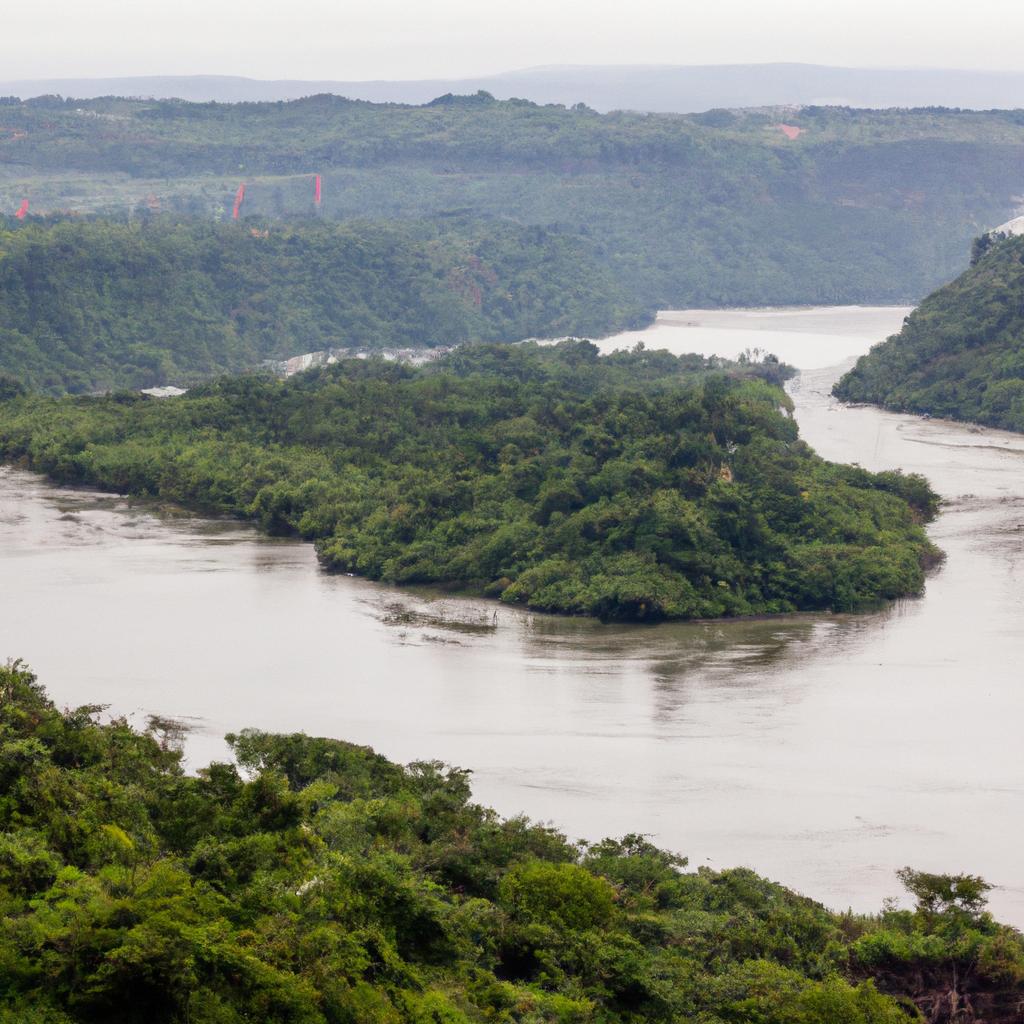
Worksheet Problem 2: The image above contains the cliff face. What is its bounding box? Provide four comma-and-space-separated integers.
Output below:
834, 234, 1024, 433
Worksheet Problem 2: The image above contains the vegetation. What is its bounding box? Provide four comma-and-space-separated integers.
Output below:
1, 660, 1022, 1023
4, 96, 1024, 307
5, 97, 1024, 392
834, 233, 1024, 432
0, 217, 645, 394
0, 341, 938, 621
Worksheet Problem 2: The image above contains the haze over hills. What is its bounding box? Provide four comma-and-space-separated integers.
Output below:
6, 63, 1024, 112
4, 96, 1024, 356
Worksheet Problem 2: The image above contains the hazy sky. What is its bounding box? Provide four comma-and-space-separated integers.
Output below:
5, 0, 1024, 80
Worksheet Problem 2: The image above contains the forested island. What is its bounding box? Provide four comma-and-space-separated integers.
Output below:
0, 218, 645, 394
5, 95, 1024, 307
2, 660, 1022, 1023
0, 341, 938, 620
3, 83, 1018, 1024
834, 233, 1024, 432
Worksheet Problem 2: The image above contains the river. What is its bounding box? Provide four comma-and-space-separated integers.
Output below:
2, 305, 1023, 923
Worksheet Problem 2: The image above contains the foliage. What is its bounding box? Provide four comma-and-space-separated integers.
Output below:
0, 214, 643, 393
5, 97, 1024, 308
834, 234, 1024, 432
849, 867, 1024, 1022
0, 217, 646, 394
0, 340, 938, 621
3, 661, 1023, 1022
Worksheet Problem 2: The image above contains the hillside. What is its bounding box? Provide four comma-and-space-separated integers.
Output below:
4, 96, 1024, 307
834, 233, 1024, 431
0, 340, 939, 621
0, 218, 645, 394
10, 63, 1024, 111
2, 659, 1023, 1024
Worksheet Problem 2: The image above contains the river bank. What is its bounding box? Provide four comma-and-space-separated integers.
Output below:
2, 306, 1022, 924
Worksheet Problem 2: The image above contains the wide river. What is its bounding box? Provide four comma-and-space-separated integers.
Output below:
2, 306, 1023, 923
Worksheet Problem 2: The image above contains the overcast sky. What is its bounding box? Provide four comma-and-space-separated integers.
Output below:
5, 0, 1024, 80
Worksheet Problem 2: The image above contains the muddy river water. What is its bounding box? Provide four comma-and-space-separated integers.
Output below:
3, 306, 1023, 922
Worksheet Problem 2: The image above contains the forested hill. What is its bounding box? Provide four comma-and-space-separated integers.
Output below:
834, 233, 1024, 432
0, 218, 645, 394
4, 96, 1024, 305
0, 341, 939, 621
3, 660, 1024, 1024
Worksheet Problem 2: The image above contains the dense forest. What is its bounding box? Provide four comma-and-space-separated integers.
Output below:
834, 233, 1024, 432
0, 217, 645, 394
4, 95, 1024, 306
0, 341, 938, 621
2, 660, 1023, 1023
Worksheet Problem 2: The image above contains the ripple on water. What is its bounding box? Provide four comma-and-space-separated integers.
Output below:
2, 307, 1023, 925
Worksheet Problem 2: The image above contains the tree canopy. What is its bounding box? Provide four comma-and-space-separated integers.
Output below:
835, 233, 1024, 432
0, 340, 939, 621
0, 217, 646, 394
2, 661, 1022, 1023
5, 97, 1024, 308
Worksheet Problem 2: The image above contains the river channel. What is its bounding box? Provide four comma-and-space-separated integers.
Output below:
2, 306, 1023, 923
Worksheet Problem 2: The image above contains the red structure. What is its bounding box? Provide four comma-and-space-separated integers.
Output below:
14, 199, 28, 220
232, 183, 246, 220
774, 124, 804, 141
314, 174, 322, 206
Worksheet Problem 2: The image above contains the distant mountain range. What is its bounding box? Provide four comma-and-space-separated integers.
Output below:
4, 63, 1024, 112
